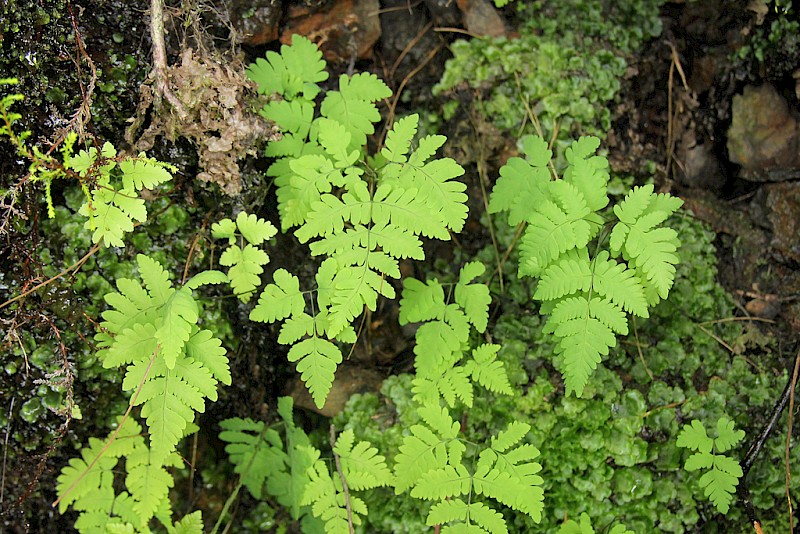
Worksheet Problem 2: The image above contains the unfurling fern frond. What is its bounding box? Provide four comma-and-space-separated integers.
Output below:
490, 135, 682, 396
677, 418, 745, 514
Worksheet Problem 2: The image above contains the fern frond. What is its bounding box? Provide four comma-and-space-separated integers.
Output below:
171, 511, 204, 534
125, 447, 174, 526
287, 336, 343, 408
394, 405, 461, 493
334, 429, 394, 490
677, 418, 745, 514
184, 328, 231, 386
155, 287, 198, 368
533, 251, 592, 301
463, 344, 513, 396
250, 269, 306, 323
219, 244, 269, 302
473, 433, 544, 523
563, 136, 609, 213
550, 304, 617, 397
455, 261, 491, 333
320, 72, 392, 150
590, 251, 649, 318
219, 418, 285, 499
428, 500, 508, 534
136, 359, 212, 466
410, 464, 472, 500
247, 34, 328, 101
399, 278, 446, 324
518, 194, 592, 277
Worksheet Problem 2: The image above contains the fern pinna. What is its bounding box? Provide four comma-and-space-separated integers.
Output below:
489, 135, 683, 396
393, 262, 544, 532
55, 254, 232, 532
247, 35, 468, 408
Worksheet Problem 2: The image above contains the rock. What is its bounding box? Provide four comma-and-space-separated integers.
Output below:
226, 0, 282, 46
456, 0, 507, 38
289, 366, 384, 417
282, 0, 381, 62
765, 182, 800, 262
727, 83, 800, 181
678, 138, 726, 193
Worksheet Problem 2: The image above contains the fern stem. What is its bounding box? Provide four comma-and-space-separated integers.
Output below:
52, 346, 159, 508
330, 425, 355, 534
210, 480, 242, 534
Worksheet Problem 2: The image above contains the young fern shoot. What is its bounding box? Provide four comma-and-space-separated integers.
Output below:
489, 135, 683, 396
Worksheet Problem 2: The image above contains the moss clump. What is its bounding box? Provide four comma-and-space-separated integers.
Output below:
434, 0, 664, 141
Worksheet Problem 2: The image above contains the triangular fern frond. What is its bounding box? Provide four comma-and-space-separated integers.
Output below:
287, 336, 343, 408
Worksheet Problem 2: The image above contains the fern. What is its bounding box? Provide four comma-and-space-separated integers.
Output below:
489, 135, 683, 396
55, 250, 232, 532
70, 144, 174, 247
676, 417, 745, 514
248, 36, 468, 409
219, 397, 316, 519
394, 406, 544, 531
220, 397, 391, 531
557, 513, 633, 534
399, 262, 512, 407
212, 211, 277, 302
55, 417, 199, 533
0, 80, 173, 245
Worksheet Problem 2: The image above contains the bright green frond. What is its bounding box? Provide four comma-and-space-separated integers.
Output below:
553, 314, 616, 397
400, 278, 446, 324
487, 157, 550, 226
220, 243, 269, 302
464, 344, 513, 396
288, 337, 343, 408
155, 287, 198, 368
250, 269, 306, 323
335, 429, 394, 490
714, 418, 746, 452
235, 211, 277, 245
247, 34, 328, 100
410, 464, 471, 500
455, 261, 491, 333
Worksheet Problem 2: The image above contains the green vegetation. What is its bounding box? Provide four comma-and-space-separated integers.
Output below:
676, 418, 745, 514
434, 0, 664, 140
1, 9, 797, 534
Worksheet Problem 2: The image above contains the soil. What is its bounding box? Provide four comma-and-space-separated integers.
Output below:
1, 0, 799, 532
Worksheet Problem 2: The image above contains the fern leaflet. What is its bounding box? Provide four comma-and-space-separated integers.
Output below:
677, 417, 745, 514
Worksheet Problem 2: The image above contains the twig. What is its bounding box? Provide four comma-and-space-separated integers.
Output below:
737, 353, 800, 532
52, 346, 160, 508
330, 425, 355, 534
785, 350, 799, 531
0, 244, 101, 311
